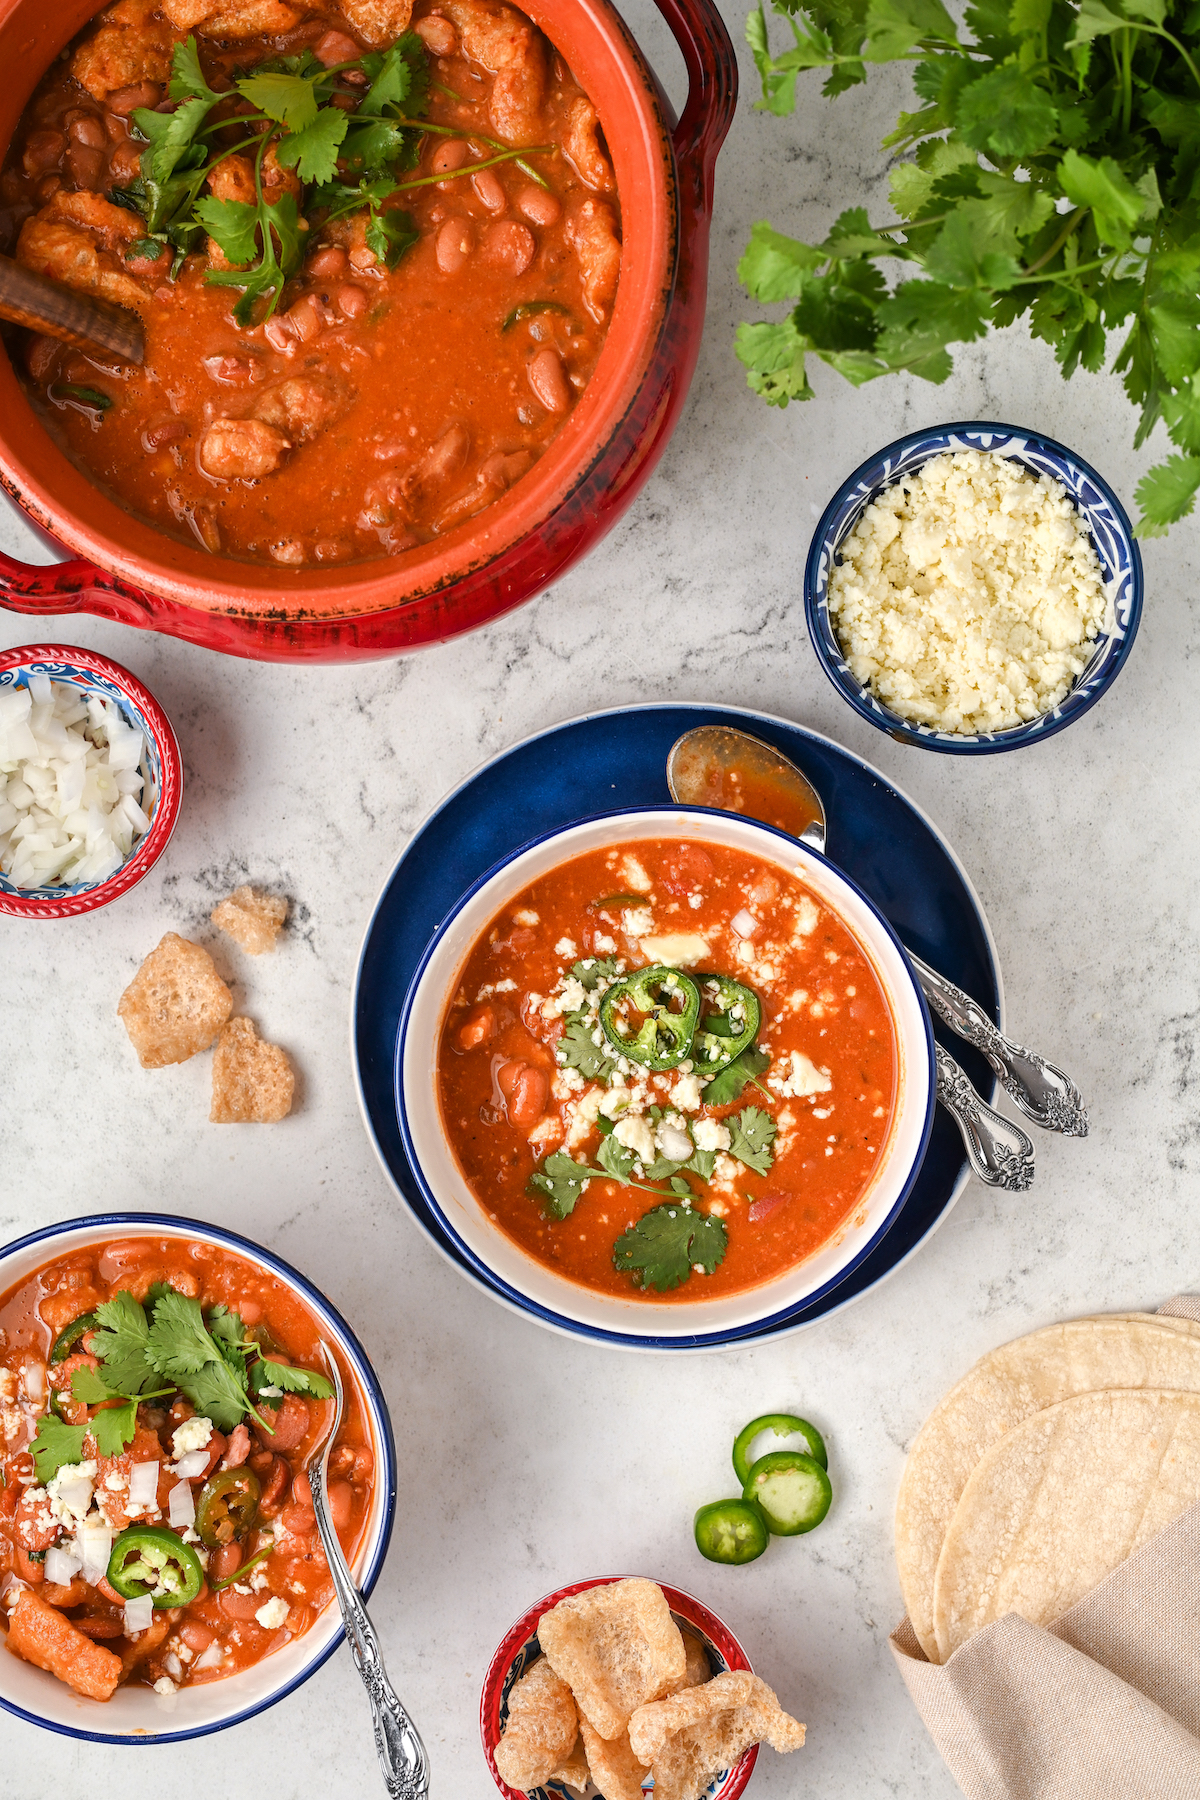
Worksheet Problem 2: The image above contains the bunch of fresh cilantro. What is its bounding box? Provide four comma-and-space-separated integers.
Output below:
113, 33, 429, 323
31, 1285, 332, 1482
738, 0, 1200, 533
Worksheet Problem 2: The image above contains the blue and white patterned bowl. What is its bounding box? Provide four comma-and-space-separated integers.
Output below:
803, 421, 1144, 754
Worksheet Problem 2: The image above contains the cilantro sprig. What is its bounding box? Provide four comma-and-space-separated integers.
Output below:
613, 1203, 729, 1292
740, 0, 1200, 532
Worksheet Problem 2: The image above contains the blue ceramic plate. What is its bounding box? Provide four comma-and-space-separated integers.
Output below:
352, 705, 1001, 1348
804, 421, 1144, 754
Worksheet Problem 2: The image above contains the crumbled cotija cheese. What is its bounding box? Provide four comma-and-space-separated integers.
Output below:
827, 450, 1111, 733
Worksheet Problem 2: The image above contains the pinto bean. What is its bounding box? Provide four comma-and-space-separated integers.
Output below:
66, 113, 107, 150
22, 130, 64, 178
77, 1615, 124, 1639
70, 142, 108, 188
254, 1391, 310, 1452
255, 1454, 289, 1513
747, 872, 780, 909
421, 421, 470, 483
308, 245, 348, 279
220, 1423, 251, 1470
458, 1002, 495, 1048
527, 347, 570, 415
435, 217, 474, 273
179, 1620, 215, 1653
314, 28, 363, 66
482, 220, 535, 276
431, 138, 467, 177
336, 283, 368, 319
497, 1060, 549, 1129
141, 420, 187, 451
515, 184, 560, 227
203, 353, 259, 385
284, 293, 326, 343
220, 1587, 261, 1620
106, 83, 163, 116
414, 12, 457, 54
106, 141, 143, 184
472, 168, 506, 213
210, 1542, 242, 1584
328, 1480, 353, 1533
34, 174, 62, 203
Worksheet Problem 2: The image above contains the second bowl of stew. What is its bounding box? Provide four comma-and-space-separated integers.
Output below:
397, 807, 936, 1346
0, 1212, 395, 1742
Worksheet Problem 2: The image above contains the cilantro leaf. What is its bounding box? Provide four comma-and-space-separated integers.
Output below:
527, 1150, 593, 1219
557, 1017, 618, 1081
612, 1204, 728, 1292
69, 1364, 121, 1404
177, 1361, 251, 1433
88, 1290, 157, 1394
169, 34, 221, 104
30, 1416, 87, 1483
365, 206, 419, 268
359, 35, 429, 116
686, 1145, 718, 1180
865, 0, 958, 60
1134, 453, 1200, 534
236, 68, 322, 131
274, 105, 348, 184
702, 1045, 771, 1106
340, 116, 421, 176
90, 1398, 139, 1459
727, 1106, 779, 1174
148, 1292, 221, 1378
131, 98, 213, 187
193, 196, 259, 268
570, 957, 621, 991
252, 1359, 334, 1400
596, 1132, 636, 1183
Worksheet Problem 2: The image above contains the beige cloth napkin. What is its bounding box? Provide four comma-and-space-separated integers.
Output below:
890, 1296, 1200, 1799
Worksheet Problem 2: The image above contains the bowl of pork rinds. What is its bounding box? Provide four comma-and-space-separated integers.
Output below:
481, 1575, 806, 1800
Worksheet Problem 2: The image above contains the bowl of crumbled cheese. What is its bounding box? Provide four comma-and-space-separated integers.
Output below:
804, 422, 1143, 751
0, 645, 182, 917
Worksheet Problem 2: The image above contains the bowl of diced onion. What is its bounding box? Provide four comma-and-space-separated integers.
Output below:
0, 644, 183, 917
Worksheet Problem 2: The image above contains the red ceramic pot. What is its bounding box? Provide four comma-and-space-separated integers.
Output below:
0, 0, 736, 663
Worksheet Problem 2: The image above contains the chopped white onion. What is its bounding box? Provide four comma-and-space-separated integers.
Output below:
127, 1462, 160, 1510
731, 908, 758, 939
193, 1641, 224, 1670
164, 1652, 183, 1679
172, 1450, 210, 1480
52, 1476, 94, 1522
22, 1361, 45, 1405
168, 1481, 196, 1529
0, 677, 155, 891
44, 1546, 82, 1586
78, 1525, 115, 1586
123, 1596, 154, 1636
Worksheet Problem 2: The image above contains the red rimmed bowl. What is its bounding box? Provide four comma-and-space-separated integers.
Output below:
481, 1574, 759, 1799
0, 643, 182, 918
0, 0, 736, 663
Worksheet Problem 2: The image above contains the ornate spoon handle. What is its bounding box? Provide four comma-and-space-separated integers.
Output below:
935, 1043, 1036, 1191
911, 952, 1088, 1137
309, 1462, 431, 1800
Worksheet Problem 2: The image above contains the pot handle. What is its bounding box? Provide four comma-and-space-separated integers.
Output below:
655, 0, 739, 213
0, 548, 157, 626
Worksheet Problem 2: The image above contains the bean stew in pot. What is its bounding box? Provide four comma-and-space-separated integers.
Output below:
0, 0, 621, 567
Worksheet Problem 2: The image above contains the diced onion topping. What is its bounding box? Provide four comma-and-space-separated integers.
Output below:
44, 1545, 82, 1586
127, 1461, 160, 1510
123, 1596, 154, 1636
731, 909, 758, 940
22, 1361, 45, 1405
193, 1641, 224, 1670
172, 1450, 210, 1480
168, 1480, 196, 1529
0, 677, 156, 890
77, 1525, 114, 1586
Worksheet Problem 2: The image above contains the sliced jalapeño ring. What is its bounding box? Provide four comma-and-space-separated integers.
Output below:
598, 965, 701, 1071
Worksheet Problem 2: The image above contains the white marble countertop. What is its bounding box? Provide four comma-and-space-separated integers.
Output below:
3, 1, 1199, 1793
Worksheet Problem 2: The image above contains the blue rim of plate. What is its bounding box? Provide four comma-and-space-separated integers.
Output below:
0, 1211, 397, 1746
803, 420, 1145, 754
351, 703, 1003, 1350
393, 806, 936, 1348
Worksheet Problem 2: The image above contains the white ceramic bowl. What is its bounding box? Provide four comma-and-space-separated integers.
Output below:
0, 1213, 396, 1745
397, 807, 935, 1343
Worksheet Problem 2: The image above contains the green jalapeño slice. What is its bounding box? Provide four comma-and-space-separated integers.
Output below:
694, 1497, 770, 1565
107, 1526, 204, 1608
691, 976, 761, 1077
598, 966, 701, 1071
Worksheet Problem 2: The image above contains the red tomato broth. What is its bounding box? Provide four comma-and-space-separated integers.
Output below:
0, 0, 620, 568
436, 839, 898, 1302
0, 1236, 375, 1699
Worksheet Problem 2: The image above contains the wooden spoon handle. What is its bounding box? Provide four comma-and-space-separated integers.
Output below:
0, 253, 144, 363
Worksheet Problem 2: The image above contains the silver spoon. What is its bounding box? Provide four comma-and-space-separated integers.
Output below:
666, 725, 1069, 1191
309, 1345, 430, 1800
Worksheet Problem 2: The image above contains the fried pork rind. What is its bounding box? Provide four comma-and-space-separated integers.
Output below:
211, 885, 288, 955
678, 1627, 711, 1690
494, 1655, 579, 1791
628, 1671, 805, 1800
578, 1715, 648, 1800
546, 1731, 591, 1793
538, 1577, 686, 1741
210, 1016, 294, 1123
118, 932, 233, 1067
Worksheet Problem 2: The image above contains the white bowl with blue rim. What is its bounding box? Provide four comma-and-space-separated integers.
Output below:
396, 806, 935, 1345
804, 421, 1144, 754
0, 1212, 395, 1744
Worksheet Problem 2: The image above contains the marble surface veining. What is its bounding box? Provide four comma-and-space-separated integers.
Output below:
2, 1, 1200, 1794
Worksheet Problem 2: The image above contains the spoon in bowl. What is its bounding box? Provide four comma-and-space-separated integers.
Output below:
0, 253, 144, 363
667, 725, 1084, 1187
309, 1345, 430, 1800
